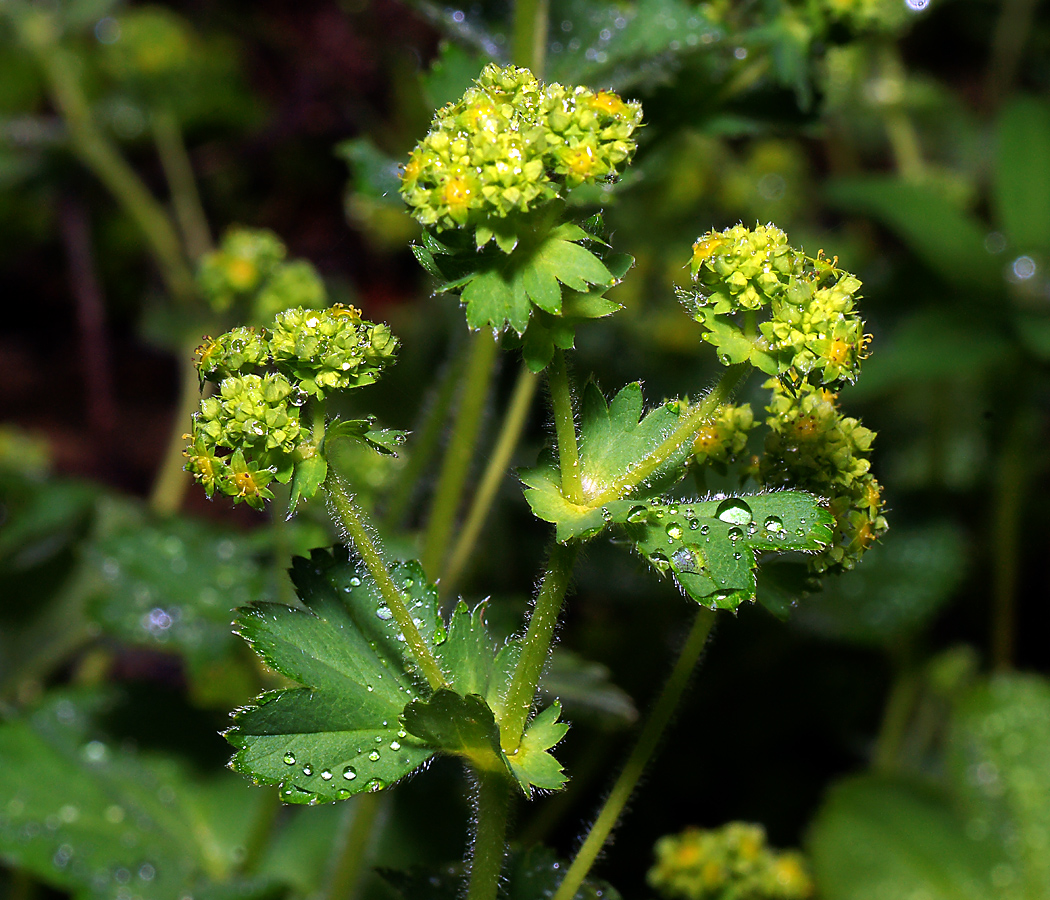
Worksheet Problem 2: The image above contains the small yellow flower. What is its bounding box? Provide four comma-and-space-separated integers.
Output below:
442, 176, 473, 214
226, 257, 258, 291
591, 91, 628, 117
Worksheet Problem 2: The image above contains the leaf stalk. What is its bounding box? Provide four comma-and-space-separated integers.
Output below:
325, 471, 448, 691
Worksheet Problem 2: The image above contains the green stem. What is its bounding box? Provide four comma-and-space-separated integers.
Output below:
421, 330, 500, 578
385, 354, 466, 527
512, 0, 550, 74
325, 471, 448, 690
991, 410, 1029, 671
549, 349, 583, 505
149, 348, 203, 515
237, 788, 282, 875
872, 668, 919, 773
586, 365, 746, 507
325, 793, 385, 900
985, 0, 1040, 109
443, 365, 540, 595
467, 770, 512, 900
552, 608, 717, 900
20, 23, 196, 305
500, 542, 580, 753
152, 108, 213, 261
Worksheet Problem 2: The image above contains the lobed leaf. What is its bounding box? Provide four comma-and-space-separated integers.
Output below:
506, 702, 570, 796
227, 551, 559, 799
618, 492, 833, 610
520, 382, 695, 542
226, 547, 441, 803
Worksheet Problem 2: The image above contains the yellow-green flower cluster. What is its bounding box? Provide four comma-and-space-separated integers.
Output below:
197, 228, 327, 322
269, 306, 397, 397
685, 226, 867, 386
399, 64, 641, 239
648, 823, 813, 900
759, 380, 886, 571
760, 258, 866, 385
690, 224, 800, 311
693, 403, 755, 468
184, 305, 397, 509
184, 373, 301, 510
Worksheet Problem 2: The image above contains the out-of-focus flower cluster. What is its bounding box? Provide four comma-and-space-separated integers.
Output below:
684, 225, 867, 387
648, 822, 813, 900
759, 380, 887, 571
184, 306, 397, 508
399, 64, 641, 242
692, 404, 755, 470
197, 228, 328, 321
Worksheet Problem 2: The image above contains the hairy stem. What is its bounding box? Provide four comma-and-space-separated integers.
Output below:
500, 542, 579, 753
549, 349, 583, 505
421, 330, 500, 578
152, 108, 213, 261
587, 364, 746, 507
467, 770, 512, 900
20, 23, 196, 305
443, 365, 539, 594
552, 608, 716, 900
325, 793, 384, 900
325, 471, 447, 690
149, 349, 203, 515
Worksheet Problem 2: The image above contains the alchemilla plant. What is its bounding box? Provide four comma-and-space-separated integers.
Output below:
180, 64, 884, 900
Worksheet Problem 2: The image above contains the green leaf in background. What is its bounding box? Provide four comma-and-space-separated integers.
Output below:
227, 548, 440, 803
794, 522, 967, 647
545, 0, 717, 91
506, 702, 570, 796
0, 690, 278, 900
808, 776, 1002, 900
844, 310, 1012, 401
402, 689, 508, 776
825, 177, 1001, 293
419, 40, 486, 111
994, 97, 1050, 253
947, 674, 1050, 899
85, 512, 268, 707
540, 648, 637, 727
521, 382, 691, 541
620, 492, 833, 610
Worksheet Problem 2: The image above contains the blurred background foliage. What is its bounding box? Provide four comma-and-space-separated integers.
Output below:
1, 0, 1049, 898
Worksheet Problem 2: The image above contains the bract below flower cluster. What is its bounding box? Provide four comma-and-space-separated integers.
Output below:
648, 822, 813, 900
399, 63, 641, 243
684, 225, 867, 386
759, 380, 887, 571
184, 305, 397, 508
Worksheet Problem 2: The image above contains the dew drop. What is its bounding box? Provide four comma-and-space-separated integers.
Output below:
368, 750, 381, 761
700, 524, 710, 535
376, 606, 393, 620
349, 576, 362, 587
764, 516, 783, 533
626, 505, 648, 523
671, 546, 701, 574
390, 741, 401, 751
666, 523, 684, 540
302, 765, 313, 776
727, 526, 743, 541
343, 766, 357, 780
366, 778, 386, 793
320, 769, 333, 781
283, 752, 296, 765
716, 498, 753, 525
